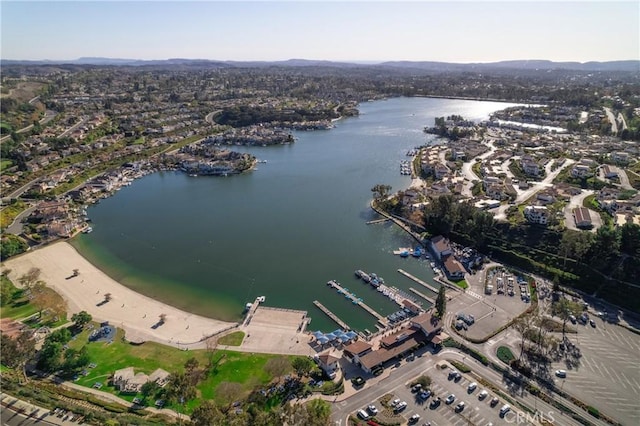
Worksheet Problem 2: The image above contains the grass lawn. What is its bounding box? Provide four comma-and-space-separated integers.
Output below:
217, 331, 245, 346
68, 325, 291, 414
454, 279, 469, 289
0, 277, 39, 320
0, 158, 14, 171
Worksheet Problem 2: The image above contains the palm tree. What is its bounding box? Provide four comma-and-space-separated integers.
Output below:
159, 313, 167, 324
103, 293, 112, 303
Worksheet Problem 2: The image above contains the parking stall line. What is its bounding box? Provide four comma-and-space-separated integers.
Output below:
611, 369, 628, 388
600, 362, 613, 378
631, 377, 640, 390
580, 357, 596, 374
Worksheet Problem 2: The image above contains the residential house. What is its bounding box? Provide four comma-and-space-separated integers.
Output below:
434, 163, 450, 180
520, 156, 540, 176
536, 191, 555, 205
315, 351, 341, 379
570, 164, 592, 178
524, 205, 549, 225
443, 256, 466, 280
573, 207, 593, 228
602, 165, 619, 179
429, 235, 452, 261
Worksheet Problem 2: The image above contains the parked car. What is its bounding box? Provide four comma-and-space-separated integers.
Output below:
500, 404, 511, 416
590, 319, 596, 327
367, 404, 378, 415
445, 394, 456, 405
357, 410, 369, 420
409, 413, 421, 423
430, 397, 442, 408
455, 401, 466, 412
419, 389, 432, 400
490, 397, 500, 407
411, 383, 422, 393
467, 382, 477, 392
394, 401, 407, 411
390, 398, 401, 407
555, 369, 567, 378
478, 390, 489, 400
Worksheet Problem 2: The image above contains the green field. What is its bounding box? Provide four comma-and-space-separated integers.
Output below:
217, 331, 245, 346
68, 326, 292, 413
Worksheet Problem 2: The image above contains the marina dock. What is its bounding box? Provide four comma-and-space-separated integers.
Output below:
409, 287, 435, 304
312, 300, 350, 330
326, 280, 387, 325
397, 269, 439, 293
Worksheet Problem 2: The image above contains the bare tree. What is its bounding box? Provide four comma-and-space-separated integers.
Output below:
216, 381, 243, 412
264, 356, 290, 383
18, 267, 41, 290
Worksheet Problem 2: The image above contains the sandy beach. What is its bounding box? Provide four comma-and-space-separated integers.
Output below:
3, 242, 236, 348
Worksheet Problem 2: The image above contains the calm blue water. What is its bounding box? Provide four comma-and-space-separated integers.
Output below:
72, 97, 517, 332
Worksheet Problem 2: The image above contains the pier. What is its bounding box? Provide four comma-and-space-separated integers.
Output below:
409, 287, 435, 304
366, 218, 391, 225
397, 269, 439, 293
313, 300, 350, 330
326, 280, 388, 325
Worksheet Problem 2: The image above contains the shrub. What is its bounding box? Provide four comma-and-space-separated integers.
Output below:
496, 346, 515, 364
450, 360, 471, 373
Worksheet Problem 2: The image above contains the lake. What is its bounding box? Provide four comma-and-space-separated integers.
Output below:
71, 97, 518, 332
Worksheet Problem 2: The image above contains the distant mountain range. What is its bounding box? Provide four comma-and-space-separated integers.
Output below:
2, 57, 638, 72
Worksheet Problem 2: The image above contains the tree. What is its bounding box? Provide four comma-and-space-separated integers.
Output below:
159, 313, 167, 324
371, 184, 392, 201
551, 298, 581, 340
0, 332, 36, 381
264, 356, 290, 383
191, 400, 224, 426
184, 357, 203, 385
140, 381, 161, 403
513, 314, 535, 361
71, 311, 92, 329
435, 286, 446, 318
30, 281, 65, 320
166, 371, 196, 421
18, 267, 41, 289
305, 399, 332, 426
291, 356, 314, 378
103, 293, 112, 303
216, 381, 244, 411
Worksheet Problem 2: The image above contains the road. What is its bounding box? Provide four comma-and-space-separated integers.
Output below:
460, 137, 498, 197
603, 107, 618, 134
0, 110, 57, 143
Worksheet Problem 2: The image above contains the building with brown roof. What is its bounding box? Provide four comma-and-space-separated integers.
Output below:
573, 207, 593, 228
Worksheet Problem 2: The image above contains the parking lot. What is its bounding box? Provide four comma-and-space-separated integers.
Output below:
553, 318, 640, 425
357, 363, 515, 425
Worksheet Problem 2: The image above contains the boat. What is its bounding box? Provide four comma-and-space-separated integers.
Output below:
257, 296, 266, 303
83, 227, 93, 234
355, 270, 364, 278
361, 273, 371, 283
412, 247, 423, 258
243, 302, 253, 313
400, 251, 409, 258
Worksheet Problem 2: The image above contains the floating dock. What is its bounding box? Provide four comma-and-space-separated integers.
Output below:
409, 287, 435, 304
326, 280, 387, 325
397, 269, 439, 293
313, 300, 350, 330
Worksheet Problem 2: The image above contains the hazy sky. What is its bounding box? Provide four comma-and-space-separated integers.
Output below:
1, 1, 638, 62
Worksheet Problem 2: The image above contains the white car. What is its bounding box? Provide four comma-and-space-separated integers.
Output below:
555, 369, 567, 378
395, 401, 407, 411
391, 398, 401, 407
367, 404, 378, 415
467, 382, 478, 392
445, 394, 456, 404
455, 401, 466, 412
357, 410, 369, 420
409, 413, 421, 423
478, 390, 489, 400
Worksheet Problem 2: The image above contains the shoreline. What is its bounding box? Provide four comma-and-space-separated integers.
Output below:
3, 241, 237, 348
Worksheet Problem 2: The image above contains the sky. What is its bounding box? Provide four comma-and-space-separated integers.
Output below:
1, 1, 638, 63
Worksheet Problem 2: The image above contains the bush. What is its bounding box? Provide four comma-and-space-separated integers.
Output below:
450, 360, 471, 373
496, 346, 515, 364
587, 406, 600, 418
